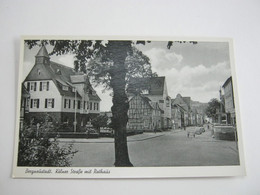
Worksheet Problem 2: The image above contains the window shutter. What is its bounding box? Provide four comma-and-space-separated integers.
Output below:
30, 99, 33, 108
47, 82, 49, 91
40, 82, 42, 91
64, 99, 66, 108
52, 99, 54, 108
45, 99, 47, 108
27, 82, 30, 91
78, 100, 80, 109
34, 82, 37, 91
97, 103, 99, 110
37, 99, 39, 108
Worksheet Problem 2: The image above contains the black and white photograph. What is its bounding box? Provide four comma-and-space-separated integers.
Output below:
12, 37, 245, 178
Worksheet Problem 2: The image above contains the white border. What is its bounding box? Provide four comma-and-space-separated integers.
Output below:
12, 36, 246, 178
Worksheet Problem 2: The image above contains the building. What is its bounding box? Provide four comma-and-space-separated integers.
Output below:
222, 76, 236, 125
22, 46, 101, 131
127, 76, 171, 130
171, 94, 191, 126
171, 103, 187, 129
127, 94, 162, 132
172, 94, 206, 126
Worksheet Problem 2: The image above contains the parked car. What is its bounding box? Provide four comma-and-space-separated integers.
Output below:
187, 126, 205, 137
86, 129, 99, 138
99, 127, 114, 137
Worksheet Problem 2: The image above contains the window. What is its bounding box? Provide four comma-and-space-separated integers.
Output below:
72, 88, 76, 92
40, 81, 49, 91
45, 98, 54, 108
141, 89, 149, 94
87, 101, 89, 109
73, 100, 76, 109
93, 103, 96, 110
64, 99, 70, 109
62, 86, 68, 91
30, 82, 37, 91
30, 99, 39, 108
37, 69, 41, 75
96, 103, 99, 111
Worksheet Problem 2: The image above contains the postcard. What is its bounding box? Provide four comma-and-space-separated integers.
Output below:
12, 36, 245, 178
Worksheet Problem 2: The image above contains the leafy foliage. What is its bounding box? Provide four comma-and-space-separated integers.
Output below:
18, 122, 77, 167
205, 98, 221, 122
91, 115, 110, 130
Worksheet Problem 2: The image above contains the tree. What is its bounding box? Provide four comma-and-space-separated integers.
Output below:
205, 98, 221, 122
18, 121, 77, 167
26, 40, 156, 167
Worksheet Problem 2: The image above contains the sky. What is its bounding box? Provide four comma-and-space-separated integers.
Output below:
22, 41, 231, 111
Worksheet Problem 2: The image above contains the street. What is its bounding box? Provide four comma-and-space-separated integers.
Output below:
62, 126, 240, 167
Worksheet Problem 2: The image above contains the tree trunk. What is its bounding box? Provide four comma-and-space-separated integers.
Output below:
110, 41, 133, 167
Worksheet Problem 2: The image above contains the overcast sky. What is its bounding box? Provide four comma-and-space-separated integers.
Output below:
22, 41, 231, 111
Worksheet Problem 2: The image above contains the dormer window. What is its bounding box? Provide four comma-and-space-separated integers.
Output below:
72, 88, 76, 92
141, 89, 149, 95
62, 86, 68, 91
37, 69, 41, 75
56, 69, 61, 75
92, 90, 96, 96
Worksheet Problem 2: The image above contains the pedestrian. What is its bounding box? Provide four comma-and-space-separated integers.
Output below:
154, 124, 157, 134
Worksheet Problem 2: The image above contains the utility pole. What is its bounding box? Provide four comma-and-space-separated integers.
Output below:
74, 87, 77, 133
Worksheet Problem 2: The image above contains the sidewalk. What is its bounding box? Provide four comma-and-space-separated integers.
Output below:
56, 132, 163, 144
57, 129, 182, 144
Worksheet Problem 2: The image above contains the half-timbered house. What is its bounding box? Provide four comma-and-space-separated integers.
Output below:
127, 76, 172, 130
127, 94, 162, 132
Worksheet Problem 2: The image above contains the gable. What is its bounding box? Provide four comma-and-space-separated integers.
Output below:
129, 95, 153, 110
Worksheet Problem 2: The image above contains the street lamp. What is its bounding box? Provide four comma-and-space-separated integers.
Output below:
74, 87, 77, 133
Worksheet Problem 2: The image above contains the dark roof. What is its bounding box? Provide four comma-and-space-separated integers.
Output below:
129, 94, 162, 112
24, 47, 101, 100
128, 77, 165, 95
183, 97, 191, 107
36, 46, 49, 58
172, 103, 187, 112
222, 76, 232, 88
88, 93, 101, 101
172, 94, 191, 110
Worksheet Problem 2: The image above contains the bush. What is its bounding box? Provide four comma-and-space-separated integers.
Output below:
17, 122, 77, 167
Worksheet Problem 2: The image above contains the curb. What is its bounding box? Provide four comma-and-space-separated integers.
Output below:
57, 134, 165, 144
